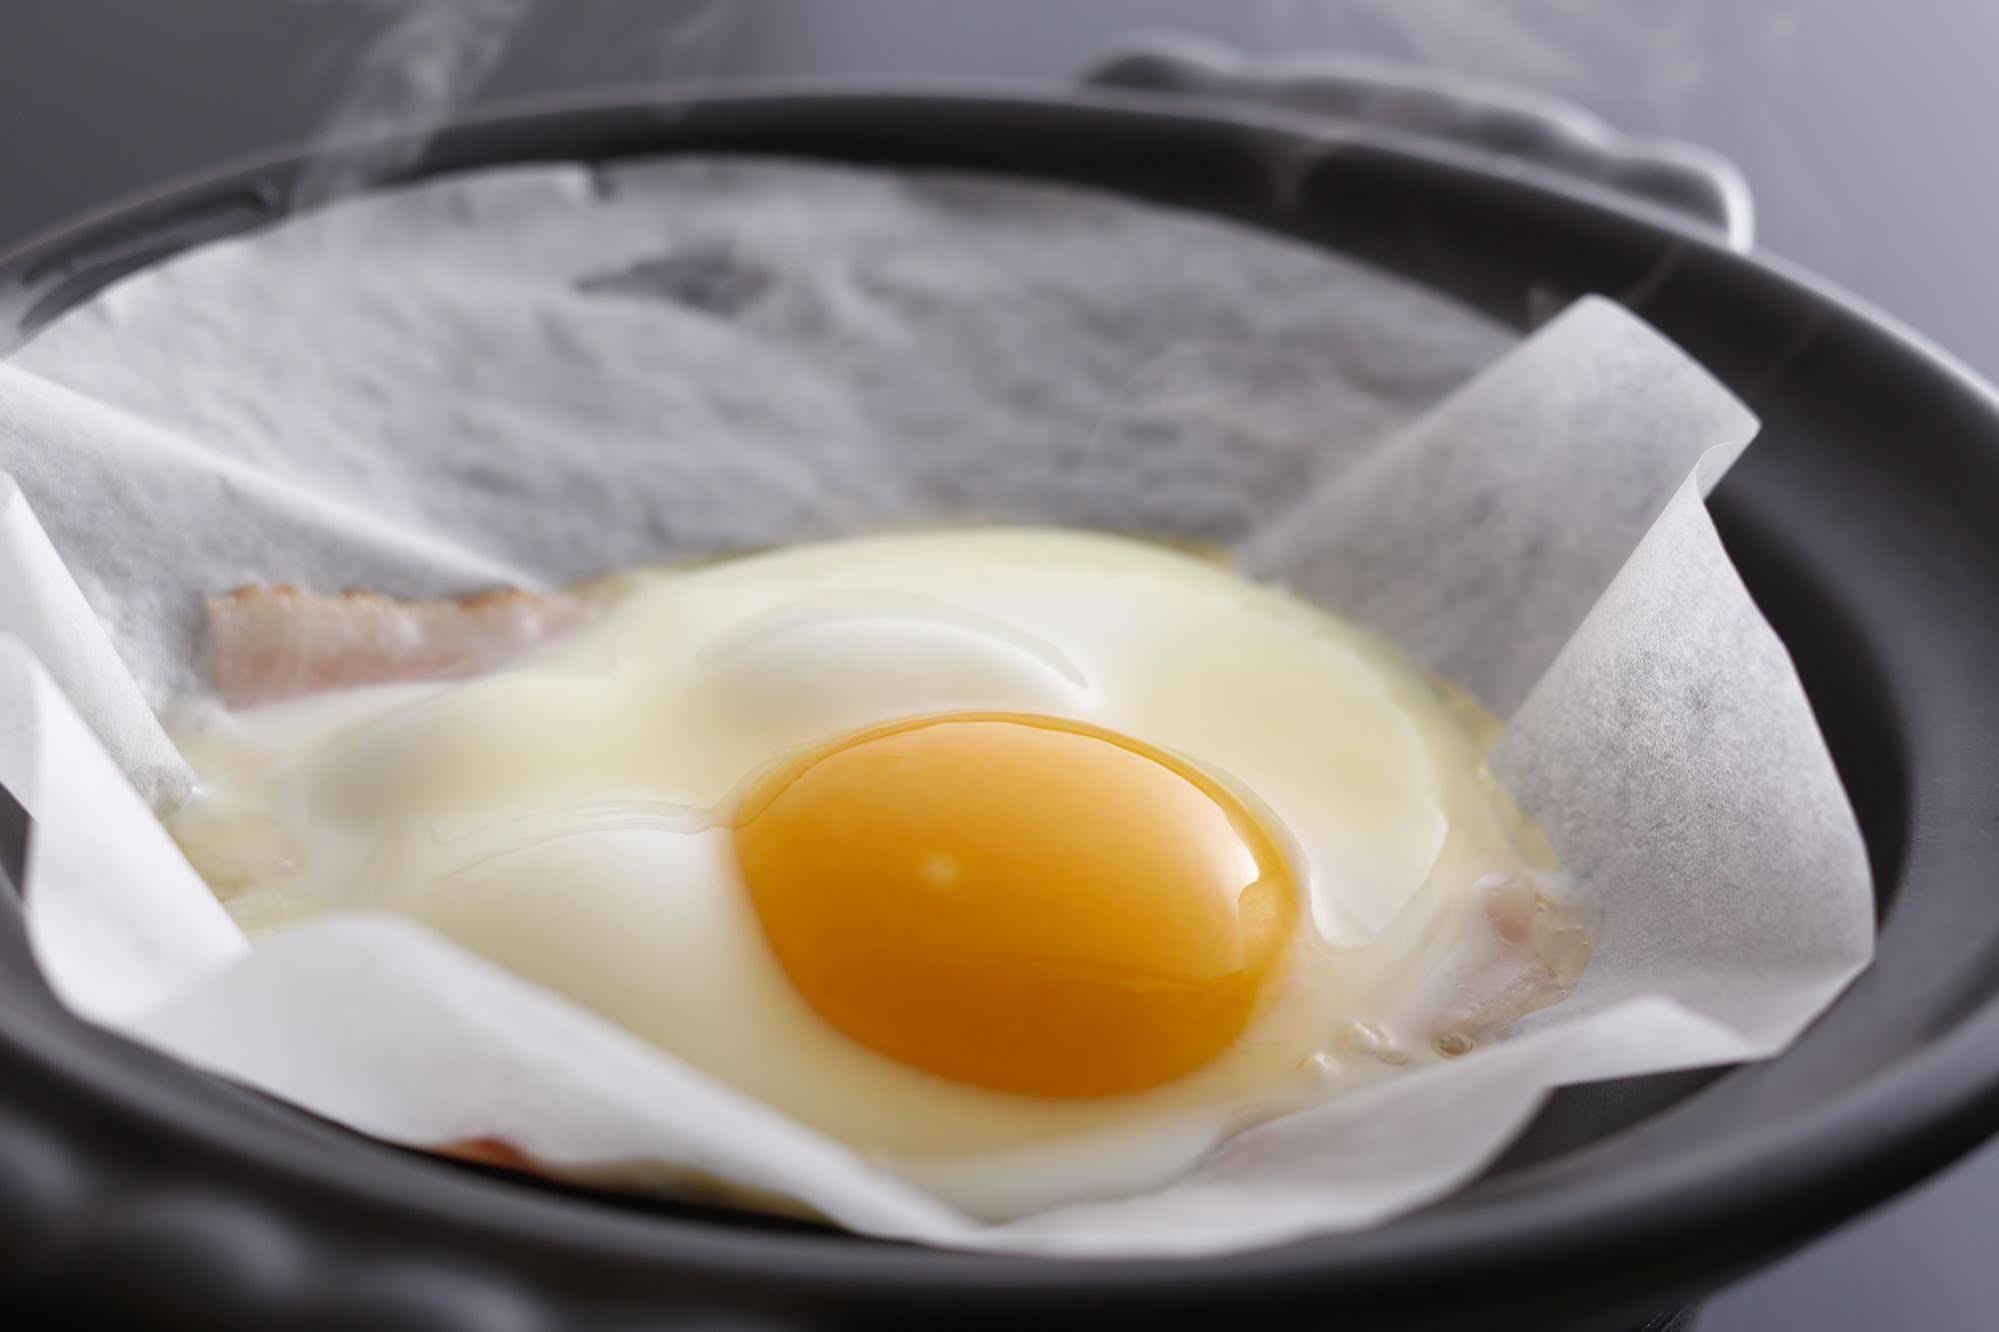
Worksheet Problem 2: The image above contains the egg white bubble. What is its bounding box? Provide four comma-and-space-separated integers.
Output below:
690, 591, 1092, 743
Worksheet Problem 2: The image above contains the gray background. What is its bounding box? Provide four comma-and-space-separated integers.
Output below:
2, 2, 1994, 1327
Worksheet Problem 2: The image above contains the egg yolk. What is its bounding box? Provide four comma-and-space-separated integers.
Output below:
731, 713, 1300, 1099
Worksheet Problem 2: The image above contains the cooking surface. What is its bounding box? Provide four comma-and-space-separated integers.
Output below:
2, 3, 1996, 1327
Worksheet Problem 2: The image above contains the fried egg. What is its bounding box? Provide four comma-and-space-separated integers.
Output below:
165, 529, 1586, 1218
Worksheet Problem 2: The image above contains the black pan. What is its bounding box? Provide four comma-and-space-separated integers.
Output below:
2, 75, 1997, 1332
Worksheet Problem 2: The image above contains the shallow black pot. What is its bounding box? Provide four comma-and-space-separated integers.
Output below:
2, 77, 1998, 1332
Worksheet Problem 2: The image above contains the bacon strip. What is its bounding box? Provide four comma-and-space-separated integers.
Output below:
207, 584, 593, 707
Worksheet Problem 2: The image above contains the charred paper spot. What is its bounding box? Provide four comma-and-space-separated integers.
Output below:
574, 245, 771, 316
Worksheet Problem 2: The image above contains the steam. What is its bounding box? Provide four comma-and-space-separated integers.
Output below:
293, 0, 531, 209
1254, 0, 1813, 135
291, 0, 738, 211
640, 0, 738, 84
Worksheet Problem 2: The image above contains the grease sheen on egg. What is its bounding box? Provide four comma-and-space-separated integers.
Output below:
734, 712, 1300, 1098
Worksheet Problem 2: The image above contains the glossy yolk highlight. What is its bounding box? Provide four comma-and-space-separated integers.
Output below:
731, 713, 1300, 1099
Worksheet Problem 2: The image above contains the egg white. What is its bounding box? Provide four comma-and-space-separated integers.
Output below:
166, 529, 1571, 1218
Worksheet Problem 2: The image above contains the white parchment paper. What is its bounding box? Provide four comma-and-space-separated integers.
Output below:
0, 158, 1871, 1256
